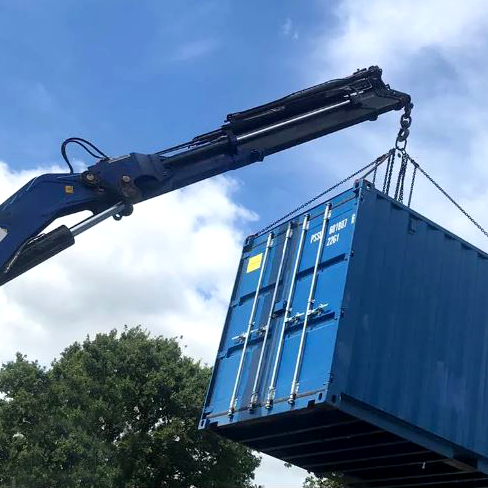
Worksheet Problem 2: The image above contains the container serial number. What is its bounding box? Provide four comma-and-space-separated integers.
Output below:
326, 234, 339, 246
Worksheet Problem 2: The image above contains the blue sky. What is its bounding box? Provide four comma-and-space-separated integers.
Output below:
0, 0, 368, 232
3, 1, 488, 487
3, 0, 465, 234
1, 3, 299, 191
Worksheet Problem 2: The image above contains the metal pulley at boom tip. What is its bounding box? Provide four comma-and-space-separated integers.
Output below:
0, 66, 410, 287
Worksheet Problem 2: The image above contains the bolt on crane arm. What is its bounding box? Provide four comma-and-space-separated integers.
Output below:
0, 66, 410, 286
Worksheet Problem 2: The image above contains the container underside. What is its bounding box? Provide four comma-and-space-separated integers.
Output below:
214, 405, 488, 487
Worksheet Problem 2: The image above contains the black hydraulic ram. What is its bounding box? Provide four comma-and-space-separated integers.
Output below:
0, 66, 410, 286
156, 66, 411, 192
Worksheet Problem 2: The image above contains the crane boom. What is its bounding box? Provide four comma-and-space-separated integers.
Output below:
0, 66, 410, 286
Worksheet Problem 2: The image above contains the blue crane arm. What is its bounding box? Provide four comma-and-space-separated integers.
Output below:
0, 66, 411, 286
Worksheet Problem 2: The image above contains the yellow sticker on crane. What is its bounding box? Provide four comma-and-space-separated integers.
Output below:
247, 253, 263, 273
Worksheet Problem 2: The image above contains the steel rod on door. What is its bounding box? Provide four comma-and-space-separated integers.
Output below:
248, 222, 293, 411
228, 232, 273, 417
265, 214, 310, 409
288, 203, 331, 405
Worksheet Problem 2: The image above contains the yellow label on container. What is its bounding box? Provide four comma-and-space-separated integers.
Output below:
247, 253, 263, 273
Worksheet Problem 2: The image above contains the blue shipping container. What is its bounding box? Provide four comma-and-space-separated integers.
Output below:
201, 180, 488, 487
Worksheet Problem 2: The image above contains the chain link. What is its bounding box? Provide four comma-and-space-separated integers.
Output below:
395, 102, 413, 151
407, 160, 417, 207
253, 99, 488, 244
394, 150, 409, 202
253, 106, 414, 238
252, 152, 390, 237
392, 104, 488, 241
410, 157, 488, 239
253, 148, 488, 243
381, 147, 488, 240
383, 149, 395, 194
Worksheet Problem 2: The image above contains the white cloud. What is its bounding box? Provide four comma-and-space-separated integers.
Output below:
282, 18, 293, 36
265, 4, 488, 485
8, 5, 488, 487
317, 0, 488, 76
256, 456, 307, 487
0, 161, 307, 486
282, 17, 299, 40
0, 162, 256, 365
304, 0, 488, 253
171, 38, 218, 62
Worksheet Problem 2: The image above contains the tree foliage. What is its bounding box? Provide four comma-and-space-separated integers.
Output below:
303, 474, 348, 488
0, 327, 260, 487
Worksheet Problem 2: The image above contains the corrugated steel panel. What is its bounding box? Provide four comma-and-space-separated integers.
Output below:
201, 180, 488, 487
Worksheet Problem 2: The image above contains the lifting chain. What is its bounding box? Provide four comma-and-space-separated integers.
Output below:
395, 102, 413, 152
388, 102, 414, 203
394, 151, 409, 202
407, 159, 418, 207
253, 100, 488, 243
252, 105, 414, 238
252, 152, 390, 237
382, 149, 395, 194
388, 102, 488, 240
411, 158, 488, 240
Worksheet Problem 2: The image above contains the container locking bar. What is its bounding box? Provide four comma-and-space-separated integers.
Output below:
288, 203, 332, 405
286, 311, 305, 324
265, 214, 310, 409
248, 222, 293, 411
228, 232, 273, 417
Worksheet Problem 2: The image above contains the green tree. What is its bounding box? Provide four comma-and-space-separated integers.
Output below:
0, 327, 260, 488
303, 474, 348, 488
